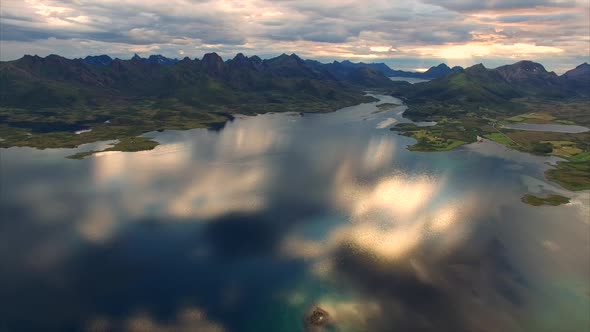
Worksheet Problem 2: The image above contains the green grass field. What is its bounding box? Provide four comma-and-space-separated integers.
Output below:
484, 132, 514, 146
507, 112, 555, 123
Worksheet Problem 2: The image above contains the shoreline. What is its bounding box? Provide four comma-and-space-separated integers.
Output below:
3, 93, 588, 196
389, 102, 590, 193
0, 95, 376, 158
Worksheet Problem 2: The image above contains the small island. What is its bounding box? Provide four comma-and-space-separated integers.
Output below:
375, 102, 400, 113
521, 194, 570, 206
66, 137, 159, 159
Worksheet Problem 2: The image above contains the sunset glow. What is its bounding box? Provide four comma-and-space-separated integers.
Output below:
1, 0, 588, 71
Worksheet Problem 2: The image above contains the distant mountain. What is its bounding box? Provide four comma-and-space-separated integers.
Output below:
421, 63, 463, 79
395, 61, 589, 120
334, 60, 399, 77
0, 53, 394, 110
303, 59, 397, 87
562, 62, 590, 79
494, 60, 562, 93
561, 62, 590, 94
320, 60, 464, 79
146, 54, 179, 65
75, 55, 462, 83
82, 55, 113, 66
81, 54, 179, 67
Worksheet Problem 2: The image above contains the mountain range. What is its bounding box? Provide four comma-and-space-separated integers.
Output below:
1, 53, 587, 112
392, 60, 590, 119
304, 59, 463, 79
0, 53, 398, 111
78, 54, 461, 78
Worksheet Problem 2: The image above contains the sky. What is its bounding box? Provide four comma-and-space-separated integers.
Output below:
1, 0, 589, 73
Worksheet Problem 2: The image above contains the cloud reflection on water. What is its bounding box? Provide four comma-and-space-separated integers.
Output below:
282, 166, 476, 264
86, 306, 225, 332
88, 122, 285, 223
1, 97, 588, 332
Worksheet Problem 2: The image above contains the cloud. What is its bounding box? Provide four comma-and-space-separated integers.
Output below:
0, 0, 588, 72
412, 41, 564, 59
422, 0, 577, 12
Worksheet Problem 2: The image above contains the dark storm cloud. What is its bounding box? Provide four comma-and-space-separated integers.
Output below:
0, 23, 60, 42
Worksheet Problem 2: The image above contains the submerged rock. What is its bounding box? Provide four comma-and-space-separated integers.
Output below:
304, 306, 331, 330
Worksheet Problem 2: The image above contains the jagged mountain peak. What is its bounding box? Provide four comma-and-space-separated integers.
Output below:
465, 63, 487, 72
434, 63, 450, 69
233, 53, 247, 60
202, 52, 223, 61
563, 62, 590, 78
202, 53, 225, 73
494, 60, 558, 83
146, 54, 177, 64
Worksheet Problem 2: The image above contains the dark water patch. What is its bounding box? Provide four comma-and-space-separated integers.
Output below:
203, 213, 284, 258
332, 245, 469, 332
205, 112, 235, 131
0, 211, 310, 332
6, 116, 111, 133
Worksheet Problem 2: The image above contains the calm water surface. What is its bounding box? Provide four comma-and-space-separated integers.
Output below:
389, 76, 430, 84
1, 95, 589, 332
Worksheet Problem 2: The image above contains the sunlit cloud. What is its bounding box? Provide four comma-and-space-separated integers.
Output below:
369, 46, 395, 52
1, 0, 587, 71
413, 42, 564, 59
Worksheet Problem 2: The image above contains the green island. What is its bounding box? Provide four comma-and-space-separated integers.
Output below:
375, 103, 400, 113
65, 136, 159, 159
521, 194, 570, 206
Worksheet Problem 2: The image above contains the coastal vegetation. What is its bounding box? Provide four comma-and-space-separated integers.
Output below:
375, 103, 400, 112
66, 136, 159, 159
390, 61, 590, 192
521, 194, 570, 206
2, 54, 589, 191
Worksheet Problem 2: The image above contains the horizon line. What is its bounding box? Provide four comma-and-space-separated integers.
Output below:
3, 52, 588, 74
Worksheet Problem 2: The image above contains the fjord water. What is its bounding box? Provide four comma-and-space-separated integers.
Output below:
1, 96, 589, 332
